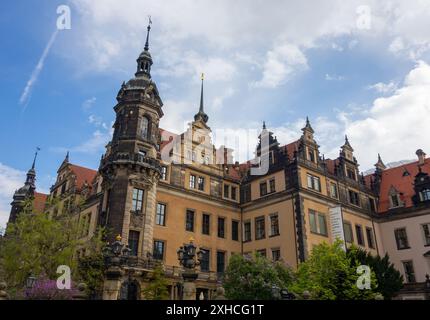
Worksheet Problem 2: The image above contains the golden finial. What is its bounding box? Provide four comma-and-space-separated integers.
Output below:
189, 236, 195, 243
115, 234, 122, 241
201, 73, 204, 81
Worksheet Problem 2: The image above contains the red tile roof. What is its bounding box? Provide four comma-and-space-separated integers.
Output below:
281, 140, 300, 159
69, 164, 97, 191
324, 159, 339, 176
378, 158, 430, 213
33, 192, 48, 213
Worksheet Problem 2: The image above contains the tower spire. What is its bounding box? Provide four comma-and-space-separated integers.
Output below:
144, 16, 152, 52
194, 73, 208, 123
31, 147, 40, 170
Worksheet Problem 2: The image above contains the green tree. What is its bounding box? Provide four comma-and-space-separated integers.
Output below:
142, 264, 170, 300
347, 245, 403, 299
0, 200, 81, 296
290, 240, 379, 300
76, 228, 107, 299
223, 253, 294, 300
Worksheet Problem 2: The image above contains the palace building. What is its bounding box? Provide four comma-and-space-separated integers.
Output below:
8, 23, 430, 300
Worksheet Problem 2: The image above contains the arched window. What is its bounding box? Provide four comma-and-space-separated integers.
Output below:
140, 116, 150, 140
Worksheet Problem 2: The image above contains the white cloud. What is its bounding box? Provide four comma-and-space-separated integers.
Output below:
212, 87, 235, 110
367, 81, 397, 94
19, 30, 59, 108
0, 163, 26, 229
345, 61, 430, 169
252, 44, 308, 88
325, 73, 345, 81
82, 97, 97, 110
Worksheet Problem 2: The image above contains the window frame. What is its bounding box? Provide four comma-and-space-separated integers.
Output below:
217, 217, 226, 238
153, 240, 165, 261
185, 210, 195, 232
131, 188, 144, 213
156, 202, 167, 226
202, 213, 210, 235
395, 227, 410, 250
255, 216, 266, 240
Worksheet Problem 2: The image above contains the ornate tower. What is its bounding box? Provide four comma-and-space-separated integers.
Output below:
99, 20, 163, 256
9, 149, 39, 224
298, 117, 320, 164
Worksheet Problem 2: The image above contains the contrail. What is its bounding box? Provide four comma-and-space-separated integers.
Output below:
19, 29, 59, 108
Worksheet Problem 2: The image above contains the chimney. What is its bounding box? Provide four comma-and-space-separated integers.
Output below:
416, 149, 426, 166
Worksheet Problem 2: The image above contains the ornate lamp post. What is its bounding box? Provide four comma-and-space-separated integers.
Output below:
101, 235, 134, 300
177, 237, 204, 300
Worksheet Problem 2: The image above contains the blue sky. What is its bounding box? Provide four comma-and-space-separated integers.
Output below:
1, 0, 430, 228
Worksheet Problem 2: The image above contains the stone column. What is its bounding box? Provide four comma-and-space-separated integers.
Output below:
142, 180, 157, 255
182, 271, 198, 300
102, 267, 124, 300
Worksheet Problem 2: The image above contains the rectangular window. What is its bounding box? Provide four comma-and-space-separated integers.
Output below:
218, 217, 225, 238
153, 240, 165, 260
309, 210, 327, 236
272, 249, 281, 261
189, 175, 196, 189
330, 183, 338, 198
307, 174, 321, 192
355, 225, 364, 246
270, 214, 280, 236
244, 221, 252, 242
255, 216, 266, 240
198, 176, 205, 191
422, 223, 430, 246
185, 210, 195, 232
348, 190, 360, 206
260, 182, 268, 196
224, 185, 229, 198
216, 251, 225, 274
132, 188, 144, 212
128, 231, 140, 256
200, 249, 210, 272
309, 210, 318, 233
232, 220, 239, 241
318, 214, 327, 236
343, 222, 354, 243
202, 214, 210, 235
161, 166, 168, 180
269, 179, 276, 193
242, 185, 251, 203
366, 227, 375, 249
369, 198, 376, 212
231, 186, 237, 200
402, 260, 416, 283
395, 228, 410, 250
156, 203, 166, 226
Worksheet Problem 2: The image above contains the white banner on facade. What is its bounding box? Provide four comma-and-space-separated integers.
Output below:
329, 206, 346, 251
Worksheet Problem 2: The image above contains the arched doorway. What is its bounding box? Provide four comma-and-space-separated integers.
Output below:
119, 280, 140, 300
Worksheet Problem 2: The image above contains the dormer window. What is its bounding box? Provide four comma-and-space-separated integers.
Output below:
307, 148, 315, 162
420, 189, 430, 201
346, 168, 356, 181
390, 194, 400, 208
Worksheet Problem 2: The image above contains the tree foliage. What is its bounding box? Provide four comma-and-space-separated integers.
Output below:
142, 264, 170, 300
347, 245, 403, 299
0, 200, 80, 296
290, 240, 379, 300
223, 253, 294, 300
